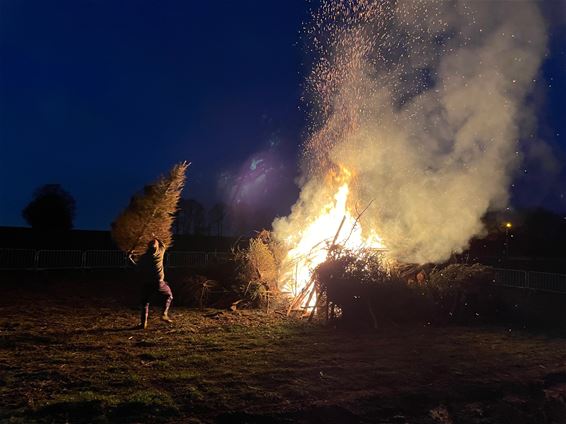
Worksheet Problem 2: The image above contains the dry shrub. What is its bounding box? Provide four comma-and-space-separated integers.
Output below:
233, 230, 284, 307
427, 263, 497, 323
428, 263, 494, 291
169, 275, 218, 307
316, 249, 389, 284
248, 238, 278, 284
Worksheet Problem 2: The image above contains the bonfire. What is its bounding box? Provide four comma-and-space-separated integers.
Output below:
277, 165, 387, 318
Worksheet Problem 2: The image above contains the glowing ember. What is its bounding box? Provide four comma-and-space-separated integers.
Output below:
279, 168, 384, 300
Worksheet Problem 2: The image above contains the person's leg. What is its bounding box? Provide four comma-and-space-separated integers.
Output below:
140, 302, 149, 329
140, 284, 151, 329
158, 281, 173, 322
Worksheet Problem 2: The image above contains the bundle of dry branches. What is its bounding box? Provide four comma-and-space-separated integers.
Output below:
111, 161, 189, 258
233, 230, 285, 308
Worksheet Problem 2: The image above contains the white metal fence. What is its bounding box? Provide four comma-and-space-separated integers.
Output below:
0, 248, 232, 270
1, 249, 565, 294
0, 248, 36, 269
492, 268, 566, 294
36, 250, 83, 269
85, 250, 128, 268
493, 268, 529, 289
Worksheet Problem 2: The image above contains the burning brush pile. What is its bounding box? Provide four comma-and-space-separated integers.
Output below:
230, 162, 497, 326
267, 163, 492, 325
272, 196, 498, 327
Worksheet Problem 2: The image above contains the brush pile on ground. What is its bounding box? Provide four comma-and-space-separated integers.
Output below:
168, 231, 287, 311
232, 230, 286, 309
314, 248, 498, 327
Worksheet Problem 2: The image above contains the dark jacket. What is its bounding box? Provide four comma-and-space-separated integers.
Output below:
137, 240, 166, 282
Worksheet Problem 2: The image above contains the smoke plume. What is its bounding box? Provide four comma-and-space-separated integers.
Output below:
274, 0, 548, 264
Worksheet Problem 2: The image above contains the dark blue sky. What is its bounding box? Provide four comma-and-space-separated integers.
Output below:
1, 1, 565, 230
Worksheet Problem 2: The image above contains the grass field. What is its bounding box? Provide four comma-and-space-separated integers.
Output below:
1, 278, 566, 423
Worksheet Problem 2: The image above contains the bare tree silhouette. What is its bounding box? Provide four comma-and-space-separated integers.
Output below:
208, 202, 227, 237
174, 198, 206, 235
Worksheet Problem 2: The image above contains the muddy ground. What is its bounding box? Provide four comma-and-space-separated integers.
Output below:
1, 275, 566, 423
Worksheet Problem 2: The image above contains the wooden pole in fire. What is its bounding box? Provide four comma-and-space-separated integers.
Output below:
287, 277, 314, 315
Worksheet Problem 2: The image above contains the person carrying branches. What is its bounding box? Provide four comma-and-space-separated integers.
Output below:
112, 161, 189, 330
129, 237, 173, 328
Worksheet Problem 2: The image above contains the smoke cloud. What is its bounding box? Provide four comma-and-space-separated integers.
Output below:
274, 0, 548, 264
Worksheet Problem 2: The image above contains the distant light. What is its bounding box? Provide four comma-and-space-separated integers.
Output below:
505, 222, 512, 229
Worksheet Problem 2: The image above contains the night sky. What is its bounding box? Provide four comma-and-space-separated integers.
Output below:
1, 1, 565, 230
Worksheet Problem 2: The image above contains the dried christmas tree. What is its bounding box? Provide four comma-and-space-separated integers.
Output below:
112, 161, 189, 258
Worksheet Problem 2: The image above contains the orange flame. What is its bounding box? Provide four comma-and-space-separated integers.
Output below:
280, 166, 385, 304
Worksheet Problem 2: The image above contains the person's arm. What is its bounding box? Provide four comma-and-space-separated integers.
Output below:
151, 233, 165, 249
127, 252, 137, 265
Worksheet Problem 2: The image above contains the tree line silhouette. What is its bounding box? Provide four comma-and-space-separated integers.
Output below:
22, 183, 227, 236
21, 183, 566, 261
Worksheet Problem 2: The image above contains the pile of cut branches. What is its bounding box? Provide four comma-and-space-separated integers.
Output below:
314, 248, 412, 327
232, 230, 286, 309
314, 250, 497, 327
426, 263, 497, 324
169, 275, 219, 308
